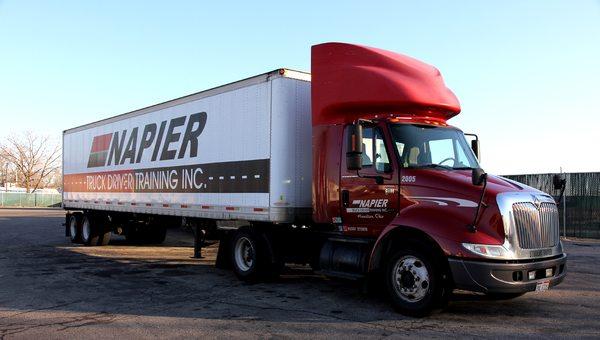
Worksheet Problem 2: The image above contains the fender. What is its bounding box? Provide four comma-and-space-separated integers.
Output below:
368, 200, 505, 271
368, 223, 445, 272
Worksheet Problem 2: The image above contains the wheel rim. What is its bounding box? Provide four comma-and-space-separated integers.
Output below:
69, 218, 78, 239
82, 218, 91, 242
234, 236, 255, 272
392, 255, 430, 302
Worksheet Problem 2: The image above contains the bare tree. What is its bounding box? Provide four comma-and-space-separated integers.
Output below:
0, 158, 9, 187
0, 132, 61, 193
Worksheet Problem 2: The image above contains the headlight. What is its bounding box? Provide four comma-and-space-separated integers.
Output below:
462, 243, 509, 259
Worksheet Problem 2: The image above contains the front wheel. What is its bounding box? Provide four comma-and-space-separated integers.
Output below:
385, 247, 448, 317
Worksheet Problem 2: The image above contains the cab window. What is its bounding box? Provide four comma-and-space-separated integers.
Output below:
429, 138, 454, 164
361, 127, 374, 167
345, 125, 393, 173
358, 126, 391, 173
374, 129, 391, 172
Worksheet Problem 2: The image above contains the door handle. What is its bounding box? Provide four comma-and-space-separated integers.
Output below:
342, 190, 350, 207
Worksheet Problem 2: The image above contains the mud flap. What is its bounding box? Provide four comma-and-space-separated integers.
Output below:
215, 231, 233, 269
65, 213, 71, 237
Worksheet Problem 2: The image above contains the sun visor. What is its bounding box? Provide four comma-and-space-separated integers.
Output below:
311, 42, 461, 126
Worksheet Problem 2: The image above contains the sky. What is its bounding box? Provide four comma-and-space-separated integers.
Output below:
0, 1, 599, 175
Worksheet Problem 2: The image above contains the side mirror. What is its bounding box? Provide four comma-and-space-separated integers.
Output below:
471, 139, 480, 161
465, 133, 480, 161
553, 174, 566, 190
472, 167, 487, 186
346, 123, 363, 171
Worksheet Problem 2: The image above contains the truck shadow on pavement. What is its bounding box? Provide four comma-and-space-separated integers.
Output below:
2, 210, 598, 337
2, 235, 571, 325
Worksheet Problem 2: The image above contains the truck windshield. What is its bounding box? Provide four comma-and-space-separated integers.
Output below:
390, 124, 479, 170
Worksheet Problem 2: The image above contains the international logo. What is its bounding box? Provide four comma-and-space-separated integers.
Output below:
532, 194, 542, 210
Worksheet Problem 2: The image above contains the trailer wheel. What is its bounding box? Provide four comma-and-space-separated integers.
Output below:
68, 214, 82, 243
98, 229, 111, 246
81, 215, 100, 246
385, 246, 447, 317
231, 230, 268, 282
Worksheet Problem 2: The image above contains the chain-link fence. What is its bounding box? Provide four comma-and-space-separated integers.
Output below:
504, 172, 600, 239
0, 192, 62, 208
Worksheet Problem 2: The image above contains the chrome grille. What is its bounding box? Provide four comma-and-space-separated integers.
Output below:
512, 202, 559, 249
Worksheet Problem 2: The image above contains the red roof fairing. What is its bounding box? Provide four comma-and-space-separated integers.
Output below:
311, 42, 461, 126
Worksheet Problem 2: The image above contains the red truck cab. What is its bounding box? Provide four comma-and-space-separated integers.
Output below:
305, 43, 566, 315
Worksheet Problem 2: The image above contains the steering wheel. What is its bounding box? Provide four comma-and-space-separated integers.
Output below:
438, 157, 456, 166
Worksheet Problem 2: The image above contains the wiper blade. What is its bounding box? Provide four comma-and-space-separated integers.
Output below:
409, 163, 453, 170
453, 166, 475, 170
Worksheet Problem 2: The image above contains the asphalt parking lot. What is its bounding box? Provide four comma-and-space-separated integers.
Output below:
0, 209, 599, 338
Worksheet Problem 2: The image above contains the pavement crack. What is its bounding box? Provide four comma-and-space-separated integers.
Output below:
56, 312, 120, 331
0, 312, 120, 336
0, 301, 81, 321
212, 299, 442, 334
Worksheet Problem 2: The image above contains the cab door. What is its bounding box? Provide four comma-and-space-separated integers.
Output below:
340, 123, 399, 237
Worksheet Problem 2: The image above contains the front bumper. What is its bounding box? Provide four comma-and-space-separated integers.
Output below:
448, 253, 567, 294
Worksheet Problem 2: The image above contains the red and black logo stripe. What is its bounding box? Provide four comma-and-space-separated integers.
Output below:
87, 133, 112, 168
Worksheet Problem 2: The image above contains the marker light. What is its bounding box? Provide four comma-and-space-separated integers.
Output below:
462, 243, 508, 259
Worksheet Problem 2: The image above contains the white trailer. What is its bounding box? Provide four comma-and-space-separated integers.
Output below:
63, 69, 312, 223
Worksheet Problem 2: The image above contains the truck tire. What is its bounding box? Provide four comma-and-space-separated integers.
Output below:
385, 246, 448, 317
231, 230, 269, 282
68, 214, 82, 243
81, 215, 100, 246
98, 229, 111, 246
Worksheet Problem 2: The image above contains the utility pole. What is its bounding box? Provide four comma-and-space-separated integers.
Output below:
563, 175, 567, 238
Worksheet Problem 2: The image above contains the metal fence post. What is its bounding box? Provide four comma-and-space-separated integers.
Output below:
563, 178, 566, 238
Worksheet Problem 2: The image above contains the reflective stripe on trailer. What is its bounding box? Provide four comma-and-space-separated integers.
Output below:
64, 201, 269, 213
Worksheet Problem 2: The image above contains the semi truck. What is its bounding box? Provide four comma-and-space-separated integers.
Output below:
62, 42, 567, 316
